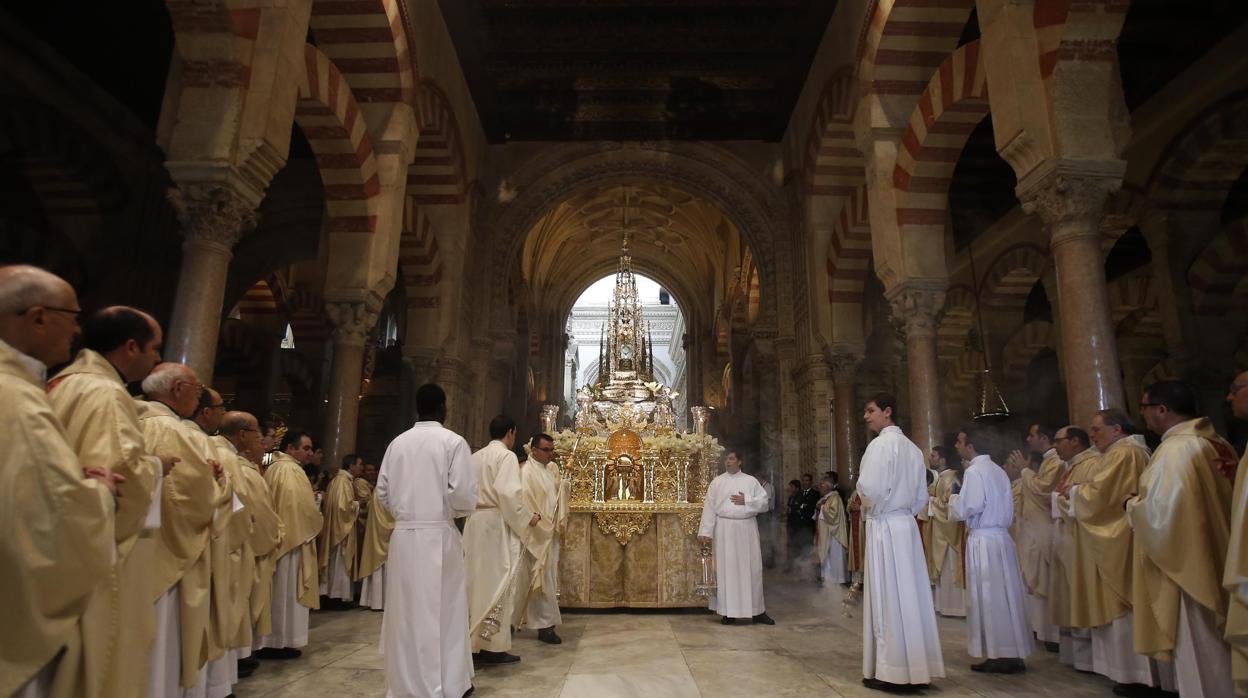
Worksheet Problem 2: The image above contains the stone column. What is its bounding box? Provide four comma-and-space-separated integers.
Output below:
829, 350, 863, 487
888, 285, 946, 454
165, 187, 255, 383
323, 301, 378, 468
1019, 164, 1126, 426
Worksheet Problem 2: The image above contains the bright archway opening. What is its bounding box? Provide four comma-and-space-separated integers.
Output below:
564, 272, 688, 429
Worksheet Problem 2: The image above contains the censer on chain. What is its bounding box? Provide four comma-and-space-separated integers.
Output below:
694, 540, 716, 598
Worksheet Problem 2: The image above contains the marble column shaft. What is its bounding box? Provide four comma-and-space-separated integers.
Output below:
1022, 173, 1125, 427
323, 302, 378, 468
165, 188, 254, 384
829, 354, 862, 487
890, 288, 945, 455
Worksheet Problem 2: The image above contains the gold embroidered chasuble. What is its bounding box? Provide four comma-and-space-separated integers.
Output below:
1128, 417, 1234, 660
0, 342, 115, 698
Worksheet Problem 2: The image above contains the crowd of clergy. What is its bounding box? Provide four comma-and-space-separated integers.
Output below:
8, 258, 1248, 698
1, 262, 573, 698
815, 386, 1248, 697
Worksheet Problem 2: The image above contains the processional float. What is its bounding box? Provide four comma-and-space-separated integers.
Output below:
541, 235, 719, 608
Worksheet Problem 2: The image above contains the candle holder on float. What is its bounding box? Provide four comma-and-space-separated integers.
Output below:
541, 404, 560, 435
694, 540, 716, 599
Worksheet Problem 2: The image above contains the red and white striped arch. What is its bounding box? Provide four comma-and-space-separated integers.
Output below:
802, 66, 860, 200
978, 244, 1048, 313
1187, 219, 1248, 317
937, 284, 977, 360
1002, 320, 1056, 389
308, 0, 416, 106
288, 286, 331, 345
164, 2, 256, 91
856, 0, 976, 102
825, 184, 873, 316
408, 80, 468, 205
296, 43, 381, 236
893, 41, 989, 235
1149, 96, 1248, 212
398, 203, 443, 309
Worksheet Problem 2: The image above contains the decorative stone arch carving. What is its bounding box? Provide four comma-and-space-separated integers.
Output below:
1149, 94, 1248, 212
296, 44, 381, 236
1107, 273, 1155, 325
937, 284, 978, 360
480, 142, 785, 331
1002, 320, 1056, 389
979, 243, 1049, 313
1100, 187, 1150, 255
409, 80, 468, 205
309, 0, 417, 106
1187, 218, 1248, 317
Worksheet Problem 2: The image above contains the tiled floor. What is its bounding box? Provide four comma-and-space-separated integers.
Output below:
234, 571, 1117, 697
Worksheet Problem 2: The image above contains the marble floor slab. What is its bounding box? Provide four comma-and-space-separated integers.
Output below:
234, 571, 1118, 697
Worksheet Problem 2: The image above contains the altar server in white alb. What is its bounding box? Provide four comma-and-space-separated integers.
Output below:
856, 393, 944, 693
950, 423, 1033, 673
697, 448, 774, 625
376, 383, 478, 698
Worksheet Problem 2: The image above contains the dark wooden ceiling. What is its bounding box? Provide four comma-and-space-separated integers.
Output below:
437, 0, 839, 142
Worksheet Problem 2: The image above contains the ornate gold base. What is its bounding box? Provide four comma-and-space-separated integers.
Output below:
558, 511, 709, 608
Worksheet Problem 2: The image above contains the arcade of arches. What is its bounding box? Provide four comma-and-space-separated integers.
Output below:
7, 0, 1248, 484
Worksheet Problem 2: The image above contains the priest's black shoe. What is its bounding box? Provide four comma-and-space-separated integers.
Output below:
721, 616, 735, 625
861, 678, 922, 694
236, 656, 260, 677
1044, 641, 1060, 653
473, 650, 520, 667
254, 647, 301, 660
462, 687, 474, 698
971, 658, 1025, 674
1112, 683, 1157, 697
538, 627, 563, 645
752, 613, 776, 625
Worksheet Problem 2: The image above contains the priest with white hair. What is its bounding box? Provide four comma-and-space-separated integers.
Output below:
377, 383, 478, 697
698, 448, 774, 625
139, 362, 234, 697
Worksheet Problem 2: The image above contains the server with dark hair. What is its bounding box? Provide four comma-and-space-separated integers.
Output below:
857, 393, 945, 691
465, 414, 538, 666
46, 305, 168, 698
951, 424, 1033, 674
376, 382, 478, 696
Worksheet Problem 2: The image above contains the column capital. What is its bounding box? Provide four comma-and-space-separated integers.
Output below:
886, 281, 946, 340
326, 301, 380, 348
1017, 158, 1126, 246
827, 348, 863, 384
167, 183, 257, 250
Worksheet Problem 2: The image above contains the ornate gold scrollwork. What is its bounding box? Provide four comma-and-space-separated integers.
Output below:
678, 511, 702, 537
593, 511, 653, 545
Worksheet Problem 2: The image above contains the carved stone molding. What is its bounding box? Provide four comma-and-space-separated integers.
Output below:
1016, 159, 1126, 247
326, 301, 380, 347
478, 141, 788, 330
166, 184, 257, 251
887, 283, 946, 340
828, 350, 863, 384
